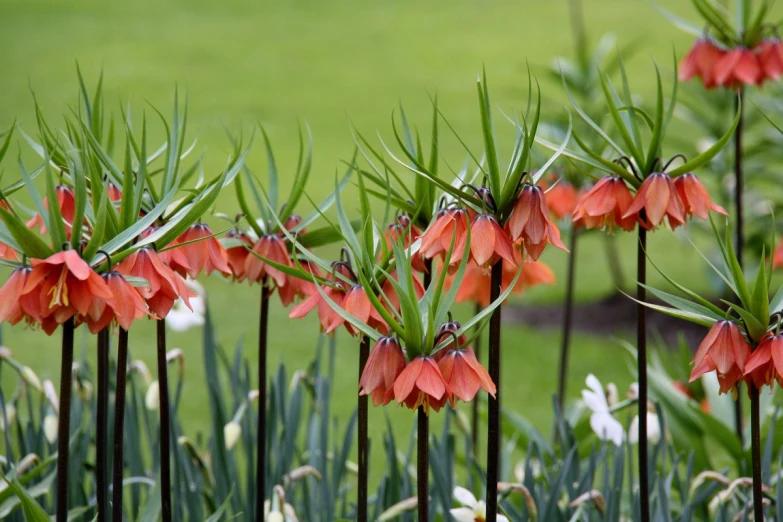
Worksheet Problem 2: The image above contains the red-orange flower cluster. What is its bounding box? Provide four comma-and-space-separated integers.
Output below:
680, 38, 783, 89
451, 257, 555, 306
383, 215, 426, 272
622, 173, 724, 231
393, 356, 451, 413
27, 185, 76, 236
0, 250, 156, 335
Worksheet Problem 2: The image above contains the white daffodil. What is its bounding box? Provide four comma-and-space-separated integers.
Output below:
0, 404, 16, 431
224, 421, 242, 450
44, 414, 58, 443
629, 411, 661, 445
450, 487, 509, 522
166, 280, 206, 332
145, 381, 160, 411
581, 374, 625, 446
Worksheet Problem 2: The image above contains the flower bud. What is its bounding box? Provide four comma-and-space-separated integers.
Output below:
605, 383, 618, 407
21, 366, 42, 392
0, 346, 12, 359
44, 414, 58, 443
224, 421, 242, 450
43, 380, 59, 412
145, 381, 160, 411
0, 404, 16, 431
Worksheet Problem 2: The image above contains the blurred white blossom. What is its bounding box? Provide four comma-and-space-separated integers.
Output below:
145, 381, 160, 411
44, 414, 58, 443
224, 421, 242, 450
629, 411, 661, 445
21, 366, 42, 392
582, 374, 625, 446
450, 486, 509, 522
0, 404, 16, 431
166, 280, 206, 332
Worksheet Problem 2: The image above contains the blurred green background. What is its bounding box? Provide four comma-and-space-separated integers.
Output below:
0, 0, 734, 488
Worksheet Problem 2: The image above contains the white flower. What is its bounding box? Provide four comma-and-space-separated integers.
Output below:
0, 404, 16, 431
629, 411, 661, 445
44, 414, 58, 443
145, 381, 160, 411
582, 374, 625, 446
21, 366, 42, 392
450, 487, 509, 522
166, 280, 206, 332
224, 422, 242, 450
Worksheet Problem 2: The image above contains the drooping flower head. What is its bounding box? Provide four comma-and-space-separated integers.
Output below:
393, 356, 452, 414
690, 320, 751, 394
359, 337, 406, 406
0, 267, 46, 330
224, 229, 254, 282
383, 214, 426, 272
245, 234, 291, 288
541, 178, 579, 219
21, 250, 113, 333
714, 47, 762, 88
27, 185, 77, 236
451, 257, 554, 307
679, 38, 726, 89
438, 346, 495, 405
117, 247, 194, 319
289, 260, 353, 333
176, 223, 231, 278
81, 271, 149, 333
623, 173, 686, 230
572, 176, 636, 232
507, 184, 567, 260
744, 333, 783, 390
673, 173, 727, 220
419, 208, 470, 260
757, 38, 783, 82
466, 214, 516, 270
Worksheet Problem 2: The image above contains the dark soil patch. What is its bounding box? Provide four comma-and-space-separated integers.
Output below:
504, 292, 709, 348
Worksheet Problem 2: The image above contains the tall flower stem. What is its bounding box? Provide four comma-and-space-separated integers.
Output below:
472, 302, 481, 454
96, 328, 110, 522
637, 228, 650, 522
557, 226, 578, 408
417, 406, 429, 522
357, 335, 370, 522
255, 277, 270, 521
56, 318, 75, 522
485, 261, 503, 520
733, 89, 745, 444
155, 319, 172, 522
750, 385, 763, 522
112, 328, 129, 522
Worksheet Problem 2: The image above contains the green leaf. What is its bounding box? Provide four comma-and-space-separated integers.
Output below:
623, 291, 717, 328
477, 70, 501, 199
726, 302, 767, 342
83, 183, 109, 263
667, 100, 742, 176
749, 248, 771, 331
0, 473, 51, 521
644, 63, 665, 174
0, 206, 54, 258
279, 123, 313, 224
204, 491, 233, 522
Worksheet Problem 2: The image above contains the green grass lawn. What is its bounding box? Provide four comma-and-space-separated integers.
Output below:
0, 0, 749, 492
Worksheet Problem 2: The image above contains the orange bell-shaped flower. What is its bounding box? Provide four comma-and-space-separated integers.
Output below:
117, 247, 195, 319
393, 356, 452, 414
714, 47, 762, 88
673, 173, 726, 220
438, 347, 496, 404
679, 38, 726, 89
178, 223, 231, 278
623, 173, 686, 230
359, 337, 407, 406
82, 271, 149, 333
690, 320, 751, 394
507, 184, 567, 260
573, 176, 636, 232
744, 334, 783, 389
